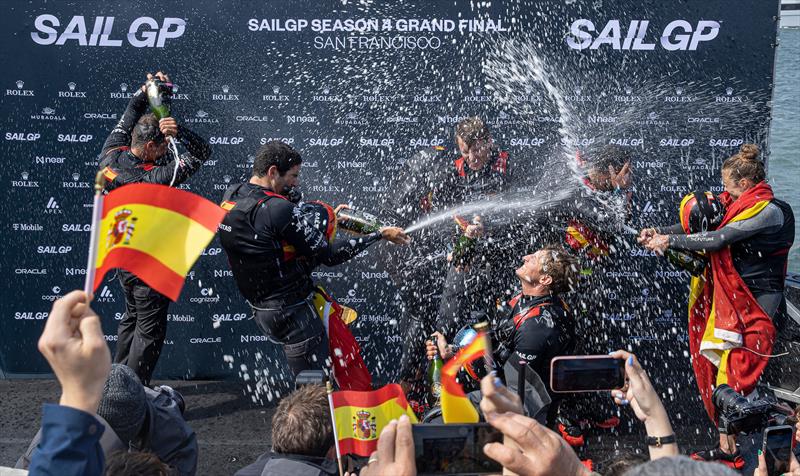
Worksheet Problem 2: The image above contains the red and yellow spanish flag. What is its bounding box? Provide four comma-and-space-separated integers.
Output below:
92, 183, 226, 301
440, 332, 489, 423
331, 383, 418, 456
687, 182, 776, 421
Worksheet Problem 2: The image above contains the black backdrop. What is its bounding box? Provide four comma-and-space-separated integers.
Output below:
0, 0, 779, 418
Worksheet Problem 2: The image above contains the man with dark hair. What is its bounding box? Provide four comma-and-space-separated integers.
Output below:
235, 384, 337, 476
219, 140, 410, 381
104, 451, 172, 476
97, 71, 211, 386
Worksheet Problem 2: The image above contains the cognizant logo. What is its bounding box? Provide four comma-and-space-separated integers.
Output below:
566, 19, 720, 51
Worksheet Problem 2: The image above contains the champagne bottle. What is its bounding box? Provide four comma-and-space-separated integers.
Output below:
337, 208, 382, 234
451, 215, 476, 264
428, 336, 443, 401
665, 249, 708, 276
146, 78, 172, 120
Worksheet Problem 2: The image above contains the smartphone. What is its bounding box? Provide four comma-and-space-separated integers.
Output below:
412, 423, 503, 475
550, 355, 626, 393
763, 425, 795, 476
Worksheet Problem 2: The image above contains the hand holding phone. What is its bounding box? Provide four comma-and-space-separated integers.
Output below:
550, 355, 625, 393
758, 425, 797, 476
411, 423, 503, 475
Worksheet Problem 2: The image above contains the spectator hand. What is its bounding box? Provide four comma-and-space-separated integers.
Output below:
359, 415, 416, 476
610, 162, 632, 190
609, 351, 665, 424
643, 233, 669, 255
754, 447, 800, 476
159, 117, 178, 137
480, 373, 524, 416
38, 291, 111, 415
483, 412, 588, 476
380, 226, 411, 245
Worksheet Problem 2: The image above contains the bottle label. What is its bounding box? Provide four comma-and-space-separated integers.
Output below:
431, 382, 442, 398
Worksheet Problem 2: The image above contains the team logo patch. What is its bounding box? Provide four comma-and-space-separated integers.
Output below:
220, 200, 236, 211
102, 166, 118, 182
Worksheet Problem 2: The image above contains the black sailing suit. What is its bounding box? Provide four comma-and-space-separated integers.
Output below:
98, 89, 211, 385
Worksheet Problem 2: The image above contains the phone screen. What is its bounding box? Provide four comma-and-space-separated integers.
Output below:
550, 356, 626, 392
412, 424, 503, 475
764, 425, 794, 476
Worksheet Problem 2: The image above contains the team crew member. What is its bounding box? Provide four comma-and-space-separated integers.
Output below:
428, 247, 578, 426
98, 71, 211, 385
641, 144, 795, 469
218, 141, 410, 380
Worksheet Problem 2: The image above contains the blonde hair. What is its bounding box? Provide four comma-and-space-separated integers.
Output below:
539, 247, 579, 294
722, 143, 765, 183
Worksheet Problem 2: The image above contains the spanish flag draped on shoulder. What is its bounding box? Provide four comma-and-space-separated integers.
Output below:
331, 383, 417, 457
440, 332, 489, 423
91, 183, 226, 301
687, 181, 776, 421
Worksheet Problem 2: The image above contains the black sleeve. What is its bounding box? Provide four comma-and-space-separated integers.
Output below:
669, 205, 784, 252
656, 223, 685, 235
101, 90, 148, 155
175, 126, 212, 164
273, 200, 382, 265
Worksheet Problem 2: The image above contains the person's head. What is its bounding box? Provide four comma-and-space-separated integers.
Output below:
105, 450, 172, 476
599, 452, 649, 476
585, 145, 632, 191
97, 364, 148, 445
624, 455, 737, 476
721, 143, 765, 200
251, 140, 303, 196
515, 247, 578, 295
455, 117, 493, 171
271, 384, 334, 458
130, 114, 168, 162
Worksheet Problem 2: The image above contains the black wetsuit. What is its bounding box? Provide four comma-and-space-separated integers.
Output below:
98, 90, 211, 385
218, 182, 382, 376
660, 199, 797, 388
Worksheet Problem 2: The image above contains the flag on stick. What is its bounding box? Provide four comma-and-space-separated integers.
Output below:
87, 183, 226, 301
440, 332, 490, 423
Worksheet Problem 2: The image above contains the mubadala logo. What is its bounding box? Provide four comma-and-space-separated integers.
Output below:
663, 86, 697, 103
57, 134, 93, 143
634, 111, 669, 126
7, 79, 35, 97
308, 137, 344, 147
680, 156, 716, 172
413, 87, 442, 103
5, 132, 41, 141
262, 85, 290, 102
715, 87, 744, 103
62, 172, 91, 189
260, 137, 295, 145
44, 197, 63, 214
35, 155, 66, 165
336, 112, 368, 126
509, 137, 546, 147
359, 137, 394, 147
687, 116, 720, 124
312, 86, 343, 102
58, 81, 87, 98
609, 138, 644, 147
566, 19, 720, 51
15, 268, 47, 275
184, 110, 219, 124
709, 138, 744, 147
287, 114, 317, 124
212, 85, 239, 101
12, 223, 43, 231
31, 15, 186, 48
12, 171, 39, 188
659, 138, 694, 147
84, 112, 118, 120
95, 285, 115, 303
209, 136, 244, 145
464, 86, 492, 102
15, 312, 49, 320
409, 137, 445, 147
31, 107, 66, 121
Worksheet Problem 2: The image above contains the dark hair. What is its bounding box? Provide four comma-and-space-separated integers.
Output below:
271, 384, 333, 457
539, 246, 579, 294
586, 145, 631, 173
105, 450, 172, 476
131, 114, 166, 149
599, 452, 648, 476
455, 116, 491, 148
722, 143, 765, 183
253, 140, 302, 177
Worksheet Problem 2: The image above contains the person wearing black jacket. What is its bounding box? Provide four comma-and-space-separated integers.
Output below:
97, 72, 211, 385
219, 141, 409, 378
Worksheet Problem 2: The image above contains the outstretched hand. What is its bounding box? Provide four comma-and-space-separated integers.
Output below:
380, 226, 411, 245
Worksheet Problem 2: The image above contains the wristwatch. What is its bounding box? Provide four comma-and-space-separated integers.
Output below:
646, 435, 676, 447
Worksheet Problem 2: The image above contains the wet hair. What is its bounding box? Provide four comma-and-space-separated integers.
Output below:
455, 116, 491, 148
625, 455, 737, 476
131, 114, 166, 149
599, 452, 649, 476
104, 450, 172, 476
253, 140, 302, 177
271, 384, 334, 457
722, 143, 765, 184
539, 246, 579, 294
586, 145, 631, 174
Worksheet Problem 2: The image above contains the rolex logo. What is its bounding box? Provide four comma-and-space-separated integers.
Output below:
424, 87, 432, 95
474, 87, 482, 95
322, 175, 331, 185
624, 86, 633, 95
222, 85, 230, 93
172, 83, 180, 93
725, 87, 733, 96
273, 86, 280, 94
16, 80, 24, 89
574, 87, 582, 95
322, 87, 330, 94
223, 175, 231, 183
120, 83, 128, 92
68, 82, 76, 91
675, 87, 684, 95
21, 171, 29, 180
373, 86, 380, 94
670, 177, 678, 185
72, 172, 80, 181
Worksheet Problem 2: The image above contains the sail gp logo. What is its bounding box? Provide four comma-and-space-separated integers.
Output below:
566, 19, 720, 51
31, 15, 186, 47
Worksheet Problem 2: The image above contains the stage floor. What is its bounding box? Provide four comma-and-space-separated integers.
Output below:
0, 379, 734, 475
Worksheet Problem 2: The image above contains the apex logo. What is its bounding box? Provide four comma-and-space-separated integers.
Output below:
31, 15, 186, 48
45, 197, 63, 214
96, 285, 115, 302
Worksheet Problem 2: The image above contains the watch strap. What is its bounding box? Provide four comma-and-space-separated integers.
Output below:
646, 434, 676, 447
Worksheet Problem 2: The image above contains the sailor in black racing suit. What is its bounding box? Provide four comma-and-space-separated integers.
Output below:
218, 141, 410, 378
97, 72, 211, 385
